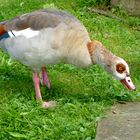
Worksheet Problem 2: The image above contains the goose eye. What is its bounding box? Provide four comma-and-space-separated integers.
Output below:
116, 63, 126, 73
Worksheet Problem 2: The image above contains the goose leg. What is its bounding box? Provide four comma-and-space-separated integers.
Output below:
32, 72, 42, 100
32, 72, 55, 108
40, 67, 51, 89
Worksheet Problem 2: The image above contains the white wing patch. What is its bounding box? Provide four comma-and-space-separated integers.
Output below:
8, 28, 40, 38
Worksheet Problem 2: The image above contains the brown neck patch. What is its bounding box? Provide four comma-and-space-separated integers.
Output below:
116, 63, 126, 73
87, 41, 94, 64
0, 25, 6, 35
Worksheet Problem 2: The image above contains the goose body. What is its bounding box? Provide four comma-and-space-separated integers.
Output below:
0, 9, 135, 108
0, 9, 91, 70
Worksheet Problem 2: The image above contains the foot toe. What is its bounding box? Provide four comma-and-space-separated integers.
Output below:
42, 101, 56, 108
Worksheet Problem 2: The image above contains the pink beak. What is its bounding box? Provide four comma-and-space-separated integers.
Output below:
120, 76, 136, 90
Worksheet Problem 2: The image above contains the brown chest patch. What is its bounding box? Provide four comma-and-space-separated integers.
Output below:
116, 63, 126, 73
87, 42, 94, 55
87, 41, 94, 64
87, 40, 103, 64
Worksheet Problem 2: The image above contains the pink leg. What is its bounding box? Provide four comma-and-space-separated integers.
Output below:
32, 72, 42, 100
40, 67, 51, 89
32, 72, 55, 108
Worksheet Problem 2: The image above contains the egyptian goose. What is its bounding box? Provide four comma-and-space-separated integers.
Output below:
0, 9, 135, 108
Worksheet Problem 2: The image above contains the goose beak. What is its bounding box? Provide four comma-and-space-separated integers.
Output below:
120, 76, 136, 90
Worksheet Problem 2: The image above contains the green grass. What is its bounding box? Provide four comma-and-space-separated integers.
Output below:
0, 0, 140, 139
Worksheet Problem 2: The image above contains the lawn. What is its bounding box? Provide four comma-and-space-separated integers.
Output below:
0, 0, 140, 139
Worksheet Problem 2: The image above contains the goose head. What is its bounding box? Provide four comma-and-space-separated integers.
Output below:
109, 58, 136, 90
87, 40, 136, 90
